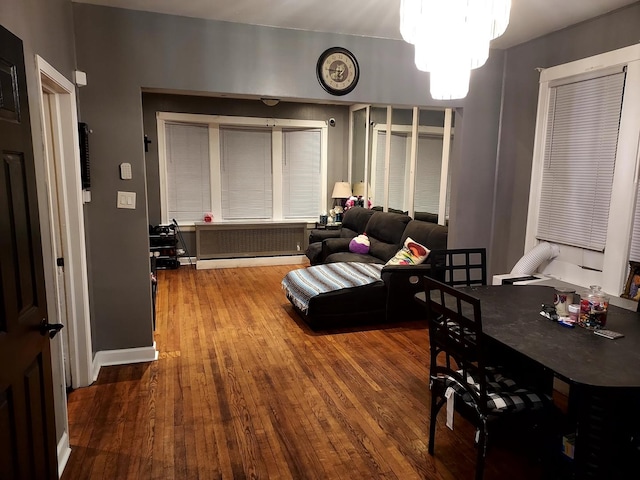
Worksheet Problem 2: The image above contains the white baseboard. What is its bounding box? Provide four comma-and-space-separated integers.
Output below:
196, 255, 307, 270
57, 430, 71, 478
92, 341, 158, 382
178, 256, 196, 266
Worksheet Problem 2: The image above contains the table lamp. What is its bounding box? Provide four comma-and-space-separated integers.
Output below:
352, 181, 369, 207
331, 181, 352, 222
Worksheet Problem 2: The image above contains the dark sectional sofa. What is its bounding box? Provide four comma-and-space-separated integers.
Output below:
285, 207, 448, 329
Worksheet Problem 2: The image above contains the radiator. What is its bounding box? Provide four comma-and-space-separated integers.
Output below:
195, 222, 308, 260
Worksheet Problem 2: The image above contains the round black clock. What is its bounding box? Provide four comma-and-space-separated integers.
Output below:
316, 47, 359, 96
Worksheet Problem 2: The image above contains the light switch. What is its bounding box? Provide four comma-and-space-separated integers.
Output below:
117, 191, 136, 209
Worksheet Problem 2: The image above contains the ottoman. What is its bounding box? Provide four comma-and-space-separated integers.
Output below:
282, 262, 387, 329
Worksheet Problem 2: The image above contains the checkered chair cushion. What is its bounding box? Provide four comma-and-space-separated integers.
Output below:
432, 367, 550, 414
444, 319, 476, 343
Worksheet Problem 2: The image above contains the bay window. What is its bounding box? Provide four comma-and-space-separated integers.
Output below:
157, 112, 328, 225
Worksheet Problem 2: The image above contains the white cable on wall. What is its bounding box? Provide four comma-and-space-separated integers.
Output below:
510, 242, 560, 275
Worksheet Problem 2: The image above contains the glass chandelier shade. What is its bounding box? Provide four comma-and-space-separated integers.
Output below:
400, 0, 511, 100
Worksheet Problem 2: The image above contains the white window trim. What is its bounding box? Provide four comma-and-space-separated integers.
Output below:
525, 44, 640, 295
157, 112, 328, 225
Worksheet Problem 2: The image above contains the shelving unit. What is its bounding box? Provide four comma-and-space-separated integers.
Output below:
149, 225, 179, 270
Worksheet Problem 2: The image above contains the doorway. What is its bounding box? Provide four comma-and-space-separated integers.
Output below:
36, 56, 93, 390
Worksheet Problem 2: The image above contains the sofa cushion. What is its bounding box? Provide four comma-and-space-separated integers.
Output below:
400, 220, 448, 252
365, 211, 412, 261
414, 211, 439, 224
372, 206, 409, 215
339, 207, 375, 238
324, 251, 385, 264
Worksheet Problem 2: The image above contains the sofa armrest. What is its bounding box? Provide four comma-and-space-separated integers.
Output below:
381, 264, 437, 321
380, 263, 434, 279
321, 237, 352, 259
309, 229, 341, 244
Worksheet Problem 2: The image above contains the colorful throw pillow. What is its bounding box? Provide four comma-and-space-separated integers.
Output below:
385, 237, 430, 266
349, 234, 370, 254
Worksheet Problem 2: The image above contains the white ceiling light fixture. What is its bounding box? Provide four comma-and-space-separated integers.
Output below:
400, 0, 511, 100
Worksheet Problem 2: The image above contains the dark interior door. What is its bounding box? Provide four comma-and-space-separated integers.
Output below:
0, 24, 58, 480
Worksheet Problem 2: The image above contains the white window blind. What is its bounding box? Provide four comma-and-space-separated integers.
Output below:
220, 128, 272, 220
536, 71, 625, 251
414, 135, 443, 213
282, 129, 321, 218
629, 187, 640, 262
373, 132, 386, 207
373, 131, 408, 209
388, 133, 408, 211
165, 123, 211, 223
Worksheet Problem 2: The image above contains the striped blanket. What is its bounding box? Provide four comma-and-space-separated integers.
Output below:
282, 262, 384, 314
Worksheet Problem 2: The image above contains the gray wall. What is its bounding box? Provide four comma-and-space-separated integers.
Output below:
493, 2, 640, 276
72, 3, 504, 350
1, 0, 76, 451
448, 49, 506, 267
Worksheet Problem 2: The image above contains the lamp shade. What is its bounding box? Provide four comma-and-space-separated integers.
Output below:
352, 182, 366, 197
331, 181, 352, 199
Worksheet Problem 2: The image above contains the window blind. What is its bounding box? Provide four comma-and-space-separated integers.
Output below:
388, 133, 408, 211
282, 129, 321, 218
629, 187, 640, 262
220, 128, 272, 220
165, 123, 211, 223
373, 132, 386, 207
414, 135, 443, 213
536, 71, 625, 251
373, 131, 408, 209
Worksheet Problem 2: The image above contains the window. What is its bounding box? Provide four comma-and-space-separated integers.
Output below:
536, 71, 625, 251
414, 135, 446, 214
525, 44, 640, 295
165, 123, 211, 222
372, 131, 409, 208
220, 128, 273, 220
158, 113, 328, 225
282, 129, 322, 219
369, 122, 451, 216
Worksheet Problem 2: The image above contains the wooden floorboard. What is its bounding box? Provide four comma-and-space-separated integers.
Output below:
62, 265, 545, 479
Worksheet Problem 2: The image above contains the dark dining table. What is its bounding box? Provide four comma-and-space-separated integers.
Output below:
416, 284, 640, 479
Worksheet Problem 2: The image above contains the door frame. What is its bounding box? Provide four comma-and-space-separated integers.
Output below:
36, 55, 93, 389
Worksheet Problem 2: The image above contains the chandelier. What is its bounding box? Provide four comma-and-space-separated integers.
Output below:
400, 0, 511, 100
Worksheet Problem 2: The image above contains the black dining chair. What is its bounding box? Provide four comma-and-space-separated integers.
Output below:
428, 248, 487, 287
422, 276, 552, 480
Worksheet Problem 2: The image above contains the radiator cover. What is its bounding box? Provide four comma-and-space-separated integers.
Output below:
195, 222, 308, 260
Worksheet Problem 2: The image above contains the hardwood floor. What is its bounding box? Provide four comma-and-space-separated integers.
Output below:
62, 265, 544, 479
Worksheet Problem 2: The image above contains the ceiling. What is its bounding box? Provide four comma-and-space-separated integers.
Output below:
73, 0, 638, 49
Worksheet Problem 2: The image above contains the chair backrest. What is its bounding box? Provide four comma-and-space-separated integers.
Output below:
422, 276, 488, 412
428, 248, 487, 287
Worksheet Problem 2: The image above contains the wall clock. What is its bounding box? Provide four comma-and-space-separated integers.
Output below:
316, 47, 359, 96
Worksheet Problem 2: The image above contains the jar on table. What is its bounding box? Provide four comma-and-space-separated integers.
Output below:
578, 285, 609, 329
